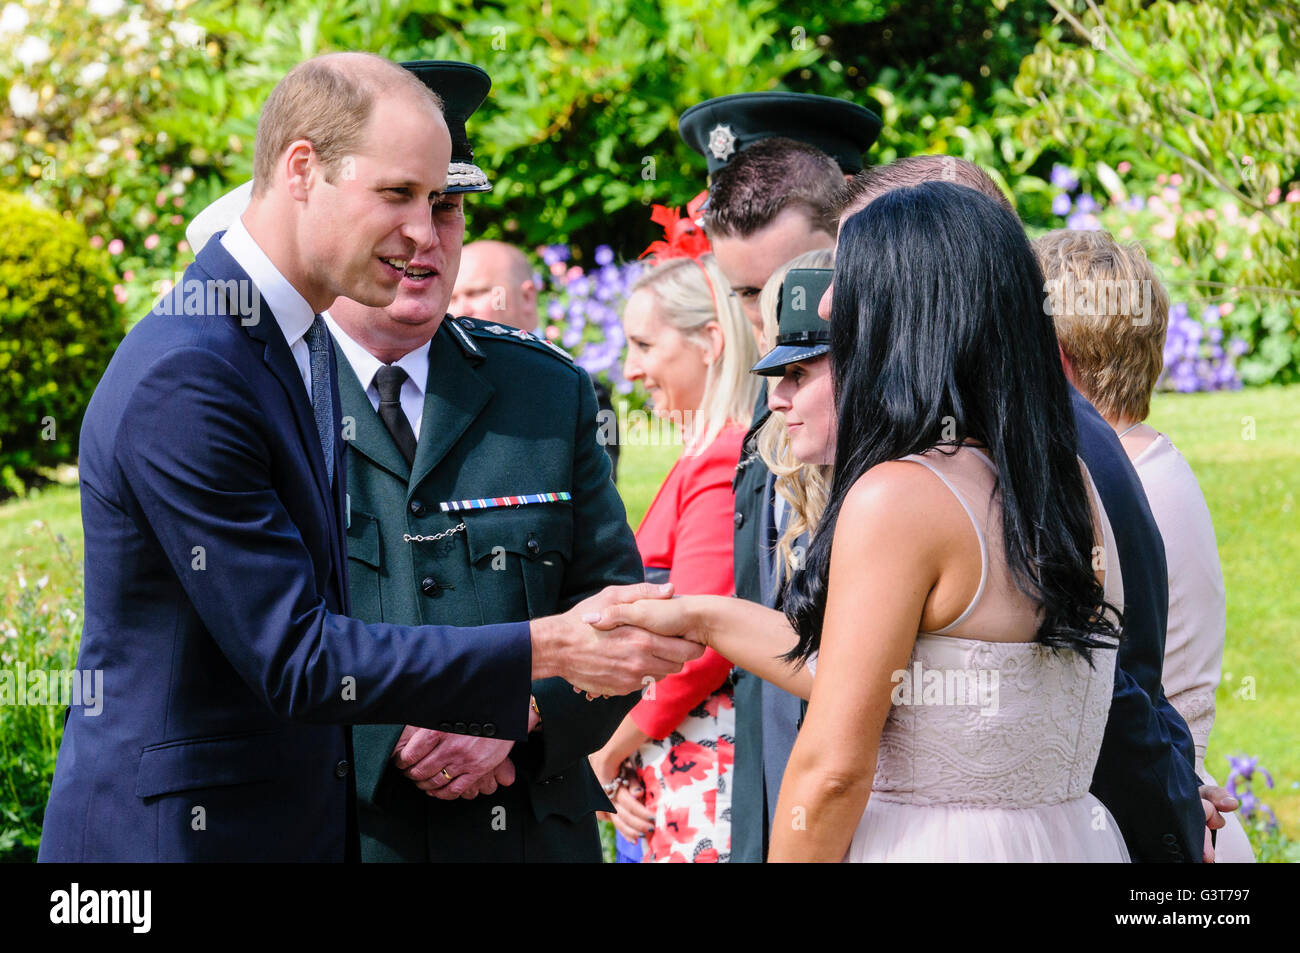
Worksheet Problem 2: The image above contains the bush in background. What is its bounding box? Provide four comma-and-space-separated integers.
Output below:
0, 192, 123, 493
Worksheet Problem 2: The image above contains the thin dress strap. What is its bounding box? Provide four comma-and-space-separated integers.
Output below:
899, 450, 989, 635
902, 446, 1043, 642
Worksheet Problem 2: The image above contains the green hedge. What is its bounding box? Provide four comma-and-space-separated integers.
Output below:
0, 193, 123, 492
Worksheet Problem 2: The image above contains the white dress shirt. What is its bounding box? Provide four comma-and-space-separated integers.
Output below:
220, 215, 316, 398
323, 312, 430, 438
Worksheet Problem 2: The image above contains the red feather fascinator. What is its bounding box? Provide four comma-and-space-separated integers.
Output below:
639, 190, 711, 262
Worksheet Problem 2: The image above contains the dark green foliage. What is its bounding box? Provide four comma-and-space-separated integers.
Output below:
0, 193, 124, 492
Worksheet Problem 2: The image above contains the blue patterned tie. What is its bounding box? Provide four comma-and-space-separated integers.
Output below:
304, 315, 334, 485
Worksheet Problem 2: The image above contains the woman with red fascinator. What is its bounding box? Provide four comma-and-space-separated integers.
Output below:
588, 197, 759, 862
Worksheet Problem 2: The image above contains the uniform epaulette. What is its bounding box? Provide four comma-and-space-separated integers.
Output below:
452, 316, 577, 365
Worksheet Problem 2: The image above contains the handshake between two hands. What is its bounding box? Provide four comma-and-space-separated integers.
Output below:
391, 582, 703, 800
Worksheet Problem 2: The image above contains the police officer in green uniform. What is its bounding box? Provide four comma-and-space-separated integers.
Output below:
679, 94, 880, 861
326, 61, 643, 862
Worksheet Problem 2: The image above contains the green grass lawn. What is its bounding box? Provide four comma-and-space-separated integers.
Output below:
1145, 384, 1300, 840
3, 385, 1297, 848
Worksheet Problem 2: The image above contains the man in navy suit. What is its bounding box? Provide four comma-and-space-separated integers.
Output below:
38, 52, 699, 862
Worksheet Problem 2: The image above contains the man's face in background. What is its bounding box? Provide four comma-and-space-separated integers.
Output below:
449, 241, 539, 332
710, 205, 836, 347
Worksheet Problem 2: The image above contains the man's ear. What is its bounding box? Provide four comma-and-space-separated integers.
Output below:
282, 139, 317, 202
519, 277, 539, 310
1058, 343, 1080, 388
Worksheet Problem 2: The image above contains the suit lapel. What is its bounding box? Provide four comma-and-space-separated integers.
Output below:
193, 237, 340, 569
332, 339, 412, 484
408, 322, 493, 498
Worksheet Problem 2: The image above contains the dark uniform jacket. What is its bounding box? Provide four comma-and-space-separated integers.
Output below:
339, 315, 643, 862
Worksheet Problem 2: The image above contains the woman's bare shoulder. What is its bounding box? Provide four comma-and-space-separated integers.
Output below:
837, 458, 964, 551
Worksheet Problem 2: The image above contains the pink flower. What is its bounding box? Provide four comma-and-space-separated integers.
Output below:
1157, 173, 1168, 185
1117, 161, 1131, 174
108, 238, 124, 255
178, 240, 190, 254
144, 234, 160, 250
113, 284, 127, 303
1220, 302, 1235, 316
172, 196, 184, 209
89, 235, 104, 249
155, 192, 167, 207
565, 265, 583, 282
1170, 173, 1183, 186
1267, 188, 1281, 204
170, 214, 183, 226
1287, 190, 1300, 203
123, 269, 134, 281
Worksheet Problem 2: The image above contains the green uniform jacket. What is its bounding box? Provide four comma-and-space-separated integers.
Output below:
728, 394, 773, 863
339, 316, 643, 862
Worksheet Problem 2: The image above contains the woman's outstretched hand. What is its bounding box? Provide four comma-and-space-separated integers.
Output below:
584, 595, 709, 645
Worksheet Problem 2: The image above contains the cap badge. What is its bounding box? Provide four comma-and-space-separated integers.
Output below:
707, 123, 737, 162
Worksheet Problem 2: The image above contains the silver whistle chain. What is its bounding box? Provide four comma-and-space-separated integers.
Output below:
403, 522, 466, 543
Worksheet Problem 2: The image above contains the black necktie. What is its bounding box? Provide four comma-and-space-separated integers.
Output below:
375, 364, 417, 467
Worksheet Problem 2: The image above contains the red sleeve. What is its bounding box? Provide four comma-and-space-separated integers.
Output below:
630, 429, 743, 739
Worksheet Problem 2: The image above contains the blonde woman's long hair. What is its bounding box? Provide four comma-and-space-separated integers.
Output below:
755, 249, 835, 578
630, 254, 760, 454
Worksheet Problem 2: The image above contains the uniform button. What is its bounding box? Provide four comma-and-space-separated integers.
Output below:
421, 576, 441, 596
1162, 833, 1178, 845
469, 723, 482, 736
482, 723, 496, 737
438, 722, 453, 732
334, 760, 351, 779
733, 511, 745, 528
454, 721, 467, 734
409, 500, 425, 516
526, 537, 541, 556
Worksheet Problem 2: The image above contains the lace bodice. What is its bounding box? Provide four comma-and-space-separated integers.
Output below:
868, 634, 1116, 807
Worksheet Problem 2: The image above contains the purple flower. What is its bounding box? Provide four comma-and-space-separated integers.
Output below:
1050, 164, 1079, 192
1124, 195, 1146, 212
1075, 193, 1099, 214
1052, 193, 1073, 216
540, 244, 571, 266
594, 245, 614, 266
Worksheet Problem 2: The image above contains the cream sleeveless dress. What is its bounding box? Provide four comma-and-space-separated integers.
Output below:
813, 446, 1131, 863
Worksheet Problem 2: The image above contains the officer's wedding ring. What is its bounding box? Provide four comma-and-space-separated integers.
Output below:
441, 768, 454, 782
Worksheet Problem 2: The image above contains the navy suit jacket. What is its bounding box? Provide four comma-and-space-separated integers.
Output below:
38, 238, 532, 862
1072, 390, 1204, 862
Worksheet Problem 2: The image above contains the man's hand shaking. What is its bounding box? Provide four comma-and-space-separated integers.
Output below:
530, 582, 703, 697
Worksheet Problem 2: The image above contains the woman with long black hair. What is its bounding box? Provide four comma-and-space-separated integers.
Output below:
591, 182, 1130, 861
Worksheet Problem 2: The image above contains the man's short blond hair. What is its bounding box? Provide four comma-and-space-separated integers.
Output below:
1033, 228, 1170, 422
252, 52, 442, 196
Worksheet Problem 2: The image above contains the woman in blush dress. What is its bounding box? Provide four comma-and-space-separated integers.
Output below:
592, 183, 1131, 862
1034, 228, 1253, 863
588, 210, 760, 862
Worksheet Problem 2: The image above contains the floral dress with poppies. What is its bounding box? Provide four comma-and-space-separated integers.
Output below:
635, 687, 735, 863
626, 425, 747, 864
